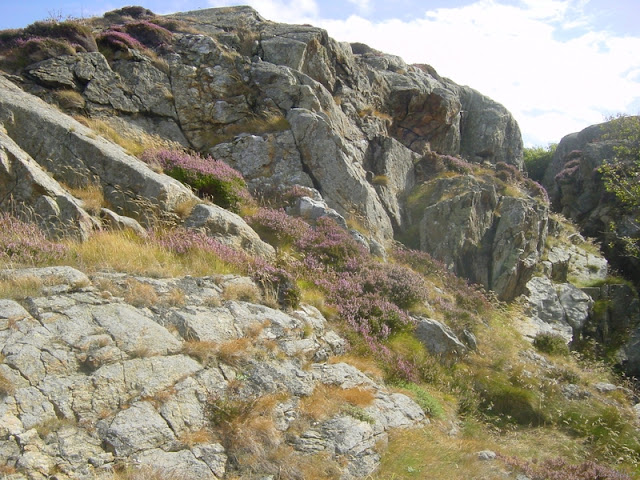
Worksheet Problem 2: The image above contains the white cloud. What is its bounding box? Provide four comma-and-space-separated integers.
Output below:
346, 0, 372, 15
206, 0, 640, 146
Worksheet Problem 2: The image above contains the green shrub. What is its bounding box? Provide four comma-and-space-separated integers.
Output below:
475, 374, 547, 426
396, 381, 445, 418
524, 144, 556, 183
141, 149, 249, 211
533, 332, 570, 356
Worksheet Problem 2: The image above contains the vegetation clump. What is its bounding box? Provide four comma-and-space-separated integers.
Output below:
141, 148, 250, 212
533, 332, 570, 356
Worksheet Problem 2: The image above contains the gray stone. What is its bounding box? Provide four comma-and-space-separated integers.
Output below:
477, 450, 497, 461
184, 203, 276, 259
100, 208, 148, 237
0, 127, 96, 240
102, 401, 176, 456
414, 175, 547, 301
287, 195, 348, 228
134, 448, 219, 479
414, 317, 467, 358
556, 283, 592, 332
0, 76, 196, 226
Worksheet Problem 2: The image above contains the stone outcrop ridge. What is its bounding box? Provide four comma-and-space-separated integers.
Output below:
7, 6, 527, 278
0, 267, 425, 479
542, 119, 640, 281
0, 74, 274, 258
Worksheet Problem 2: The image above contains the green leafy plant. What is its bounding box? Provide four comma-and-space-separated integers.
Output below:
524, 144, 556, 182
533, 332, 570, 356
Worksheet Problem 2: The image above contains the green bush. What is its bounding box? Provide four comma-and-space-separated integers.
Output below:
396, 382, 445, 418
524, 144, 556, 182
475, 374, 547, 426
533, 332, 570, 356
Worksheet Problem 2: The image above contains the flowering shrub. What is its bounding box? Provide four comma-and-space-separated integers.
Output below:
23, 20, 97, 52
525, 178, 550, 203
247, 208, 310, 247
0, 213, 67, 265
150, 227, 299, 307
443, 155, 473, 174
97, 29, 145, 52
555, 158, 581, 182
103, 6, 155, 20
295, 217, 367, 269
500, 456, 631, 480
358, 262, 428, 309
122, 21, 172, 49
141, 149, 248, 211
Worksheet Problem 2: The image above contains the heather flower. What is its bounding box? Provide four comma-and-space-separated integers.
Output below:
141, 149, 248, 211
123, 21, 173, 49
150, 227, 250, 270
295, 217, 367, 269
247, 207, 310, 246
443, 155, 473, 174
97, 29, 145, 51
500, 455, 631, 480
0, 213, 67, 265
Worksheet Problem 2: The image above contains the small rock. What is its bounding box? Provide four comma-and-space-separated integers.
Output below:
477, 450, 497, 461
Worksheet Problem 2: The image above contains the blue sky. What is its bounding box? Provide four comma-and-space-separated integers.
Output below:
2, 0, 639, 147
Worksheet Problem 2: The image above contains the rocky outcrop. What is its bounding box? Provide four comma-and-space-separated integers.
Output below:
0, 267, 426, 479
184, 203, 275, 259
0, 126, 96, 240
542, 120, 640, 281
5, 6, 524, 247
407, 174, 548, 300
0, 75, 195, 227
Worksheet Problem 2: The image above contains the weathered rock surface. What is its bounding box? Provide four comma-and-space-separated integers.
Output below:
408, 174, 548, 300
0, 75, 195, 227
542, 120, 640, 281
0, 125, 96, 240
6, 5, 525, 250
184, 203, 276, 259
414, 316, 468, 358
523, 276, 593, 342
0, 267, 425, 479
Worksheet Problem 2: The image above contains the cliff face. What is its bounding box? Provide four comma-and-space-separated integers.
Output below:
4, 6, 534, 299
543, 120, 640, 282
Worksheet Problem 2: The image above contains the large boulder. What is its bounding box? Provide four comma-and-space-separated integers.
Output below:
542, 119, 640, 281
0, 127, 96, 240
410, 174, 548, 300
0, 75, 196, 226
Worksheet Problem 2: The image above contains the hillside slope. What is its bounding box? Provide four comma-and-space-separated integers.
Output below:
0, 5, 639, 480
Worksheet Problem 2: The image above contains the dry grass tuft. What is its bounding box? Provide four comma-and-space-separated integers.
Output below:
222, 282, 262, 303
216, 337, 251, 366
163, 287, 186, 307
178, 428, 214, 447
172, 197, 199, 219
54, 89, 86, 110
0, 275, 44, 300
123, 279, 159, 308
64, 182, 106, 215
182, 340, 218, 364
72, 115, 178, 157
300, 384, 376, 422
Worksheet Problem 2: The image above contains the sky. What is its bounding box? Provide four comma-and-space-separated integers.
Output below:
2, 0, 639, 147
